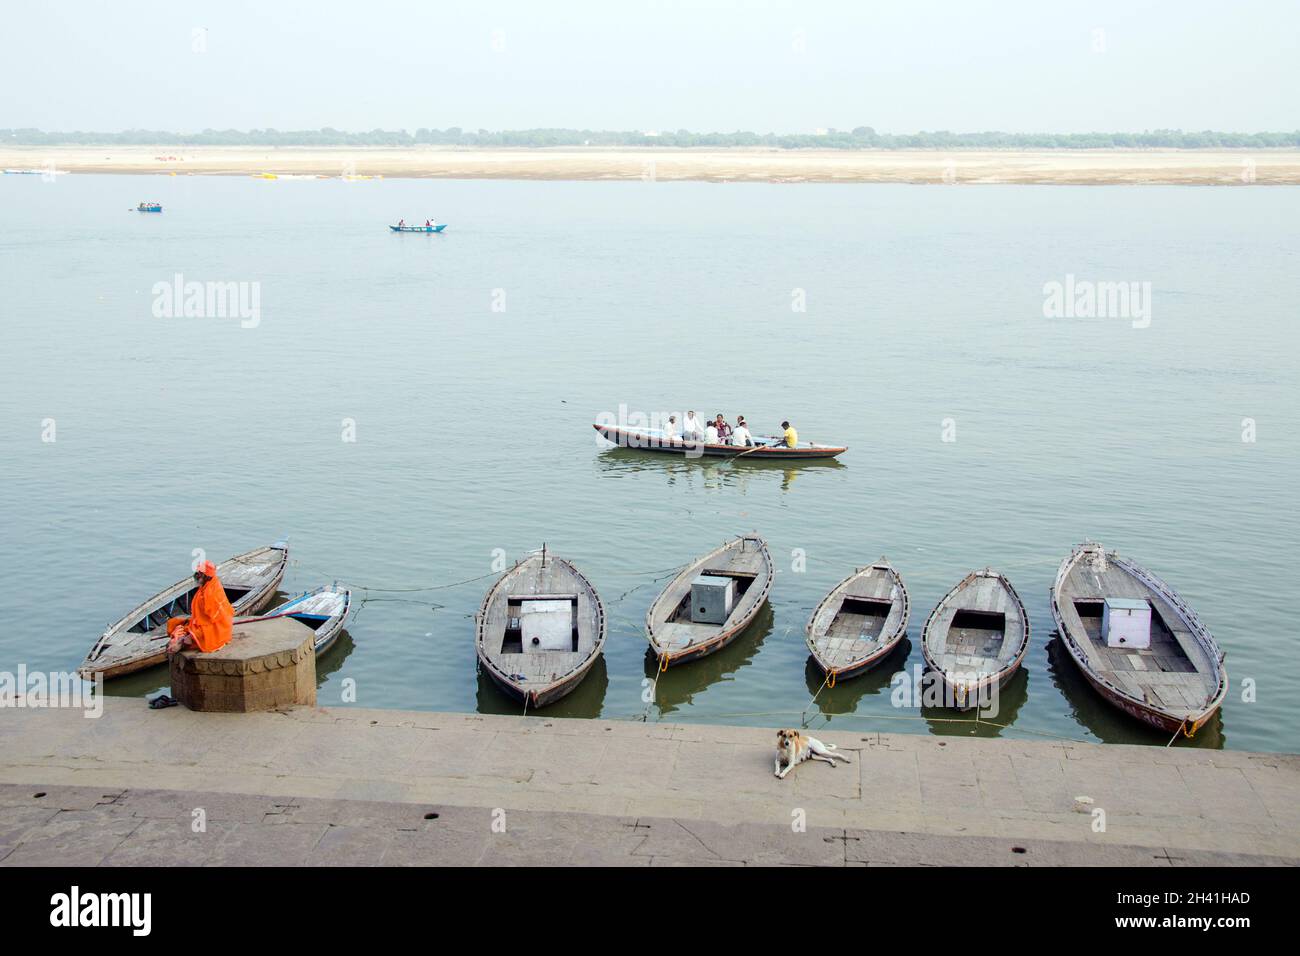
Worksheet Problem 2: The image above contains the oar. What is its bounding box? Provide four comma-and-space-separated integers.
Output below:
722, 442, 768, 464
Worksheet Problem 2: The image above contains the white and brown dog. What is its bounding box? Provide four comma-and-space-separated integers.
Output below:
774, 728, 851, 778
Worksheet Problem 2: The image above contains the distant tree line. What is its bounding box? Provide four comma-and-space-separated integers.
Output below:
4, 127, 1298, 149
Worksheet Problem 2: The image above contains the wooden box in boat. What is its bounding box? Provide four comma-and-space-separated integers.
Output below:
646, 534, 773, 667
593, 424, 846, 460
921, 569, 1029, 710
806, 560, 909, 681
475, 548, 605, 708
1050, 541, 1226, 735
79, 544, 289, 680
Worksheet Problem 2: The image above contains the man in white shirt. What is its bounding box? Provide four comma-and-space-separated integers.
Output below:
732, 416, 754, 447
662, 415, 679, 442
682, 410, 705, 442
704, 422, 719, 444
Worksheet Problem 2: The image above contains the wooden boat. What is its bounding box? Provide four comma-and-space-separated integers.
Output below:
389, 223, 446, 233
921, 569, 1029, 709
78, 543, 289, 679
264, 584, 352, 656
1050, 541, 1227, 736
594, 423, 845, 460
646, 534, 774, 667
475, 546, 605, 708
137, 202, 162, 212
806, 560, 909, 682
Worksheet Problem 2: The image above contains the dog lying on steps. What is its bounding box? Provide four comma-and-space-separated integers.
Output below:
774, 728, 851, 778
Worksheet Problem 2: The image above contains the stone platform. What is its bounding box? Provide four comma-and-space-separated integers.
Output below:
169, 617, 316, 713
1, 703, 1296, 866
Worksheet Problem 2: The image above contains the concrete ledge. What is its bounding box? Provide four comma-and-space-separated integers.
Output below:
2, 784, 1292, 867
1, 702, 1296, 865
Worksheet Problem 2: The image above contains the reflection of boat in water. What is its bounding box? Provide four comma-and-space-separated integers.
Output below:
594, 423, 846, 460
646, 535, 773, 667
314, 628, 357, 687
643, 603, 773, 715
476, 654, 609, 719
802, 637, 911, 722
1050, 541, 1226, 737
918, 661, 1029, 738
595, 446, 845, 479
1044, 632, 1224, 747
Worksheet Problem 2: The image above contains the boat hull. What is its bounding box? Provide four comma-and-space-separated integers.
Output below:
920, 570, 1029, 711
390, 225, 446, 233
1049, 543, 1226, 736
266, 585, 352, 658
805, 563, 909, 681
475, 553, 606, 709
481, 660, 595, 708
594, 424, 845, 460
925, 657, 1024, 711
647, 536, 773, 667
1061, 638, 1218, 734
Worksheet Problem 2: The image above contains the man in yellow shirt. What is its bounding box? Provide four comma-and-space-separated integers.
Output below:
781, 420, 798, 448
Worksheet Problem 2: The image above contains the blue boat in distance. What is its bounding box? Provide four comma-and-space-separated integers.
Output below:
136, 202, 162, 212
390, 223, 446, 233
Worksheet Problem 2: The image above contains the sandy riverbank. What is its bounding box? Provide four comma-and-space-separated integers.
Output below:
4, 145, 1298, 185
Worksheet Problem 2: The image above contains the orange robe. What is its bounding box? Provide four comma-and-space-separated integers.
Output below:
166, 575, 234, 652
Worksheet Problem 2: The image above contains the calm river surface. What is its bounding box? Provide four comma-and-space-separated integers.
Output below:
1, 173, 1296, 752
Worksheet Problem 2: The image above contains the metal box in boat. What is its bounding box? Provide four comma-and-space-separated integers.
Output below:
520, 599, 573, 651
690, 575, 736, 625
1103, 597, 1151, 649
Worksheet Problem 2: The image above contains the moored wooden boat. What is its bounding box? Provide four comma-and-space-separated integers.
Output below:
646, 534, 774, 667
921, 569, 1029, 710
263, 584, 352, 656
475, 546, 605, 708
389, 223, 446, 233
1050, 541, 1226, 736
593, 423, 846, 460
79, 543, 289, 679
806, 560, 909, 682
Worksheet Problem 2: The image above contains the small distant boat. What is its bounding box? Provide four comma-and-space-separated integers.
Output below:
921, 569, 1029, 709
79, 543, 289, 679
1050, 541, 1227, 735
646, 534, 774, 667
136, 202, 162, 212
594, 423, 846, 460
263, 584, 352, 656
806, 560, 909, 681
475, 546, 605, 708
390, 223, 447, 233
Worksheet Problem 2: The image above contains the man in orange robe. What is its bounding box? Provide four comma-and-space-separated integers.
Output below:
166, 560, 234, 653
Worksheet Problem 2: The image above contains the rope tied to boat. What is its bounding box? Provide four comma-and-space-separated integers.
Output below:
800, 662, 832, 728
1166, 716, 1196, 747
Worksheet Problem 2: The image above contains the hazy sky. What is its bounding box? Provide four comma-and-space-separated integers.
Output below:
2, 0, 1295, 133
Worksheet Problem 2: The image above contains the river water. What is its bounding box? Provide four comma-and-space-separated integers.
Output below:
1, 172, 1296, 751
